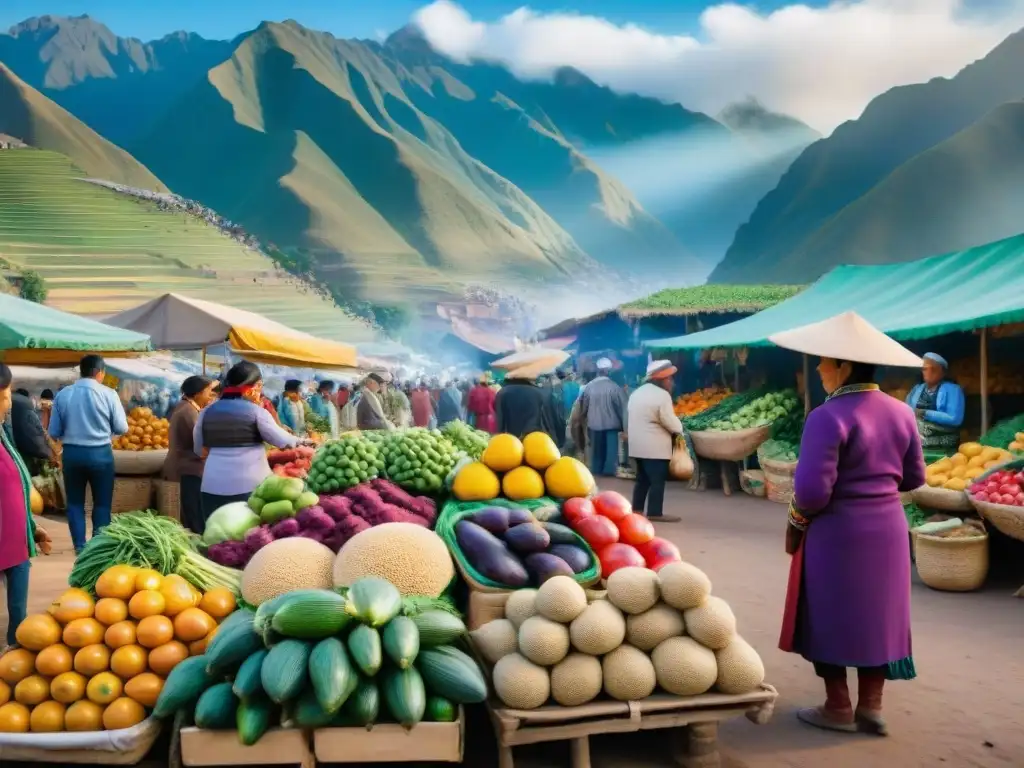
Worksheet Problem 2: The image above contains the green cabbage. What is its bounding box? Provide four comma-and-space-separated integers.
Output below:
203, 502, 261, 547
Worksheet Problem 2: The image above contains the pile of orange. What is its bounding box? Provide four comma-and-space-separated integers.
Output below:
674, 387, 733, 417
112, 407, 169, 452
0, 566, 236, 733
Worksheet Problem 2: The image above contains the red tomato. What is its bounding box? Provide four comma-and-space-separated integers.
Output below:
563, 497, 596, 527
592, 491, 632, 522
636, 537, 681, 568
617, 513, 655, 546
576, 515, 619, 551
598, 543, 646, 578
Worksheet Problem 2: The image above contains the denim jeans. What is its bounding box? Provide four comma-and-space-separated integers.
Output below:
3, 560, 30, 645
632, 458, 670, 518
63, 444, 115, 553
588, 429, 620, 477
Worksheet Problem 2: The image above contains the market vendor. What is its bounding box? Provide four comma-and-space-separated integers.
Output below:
310, 380, 341, 438
165, 375, 218, 534
356, 374, 393, 430
905, 353, 965, 452
278, 379, 307, 435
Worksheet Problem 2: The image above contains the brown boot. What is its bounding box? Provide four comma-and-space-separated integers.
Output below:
856, 670, 888, 736
797, 674, 856, 733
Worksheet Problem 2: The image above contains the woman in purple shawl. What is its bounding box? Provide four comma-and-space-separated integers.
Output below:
775, 315, 926, 737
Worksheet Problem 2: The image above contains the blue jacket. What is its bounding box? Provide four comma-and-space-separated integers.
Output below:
906, 381, 965, 428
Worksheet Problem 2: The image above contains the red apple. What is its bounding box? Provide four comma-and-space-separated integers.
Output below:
974, 492, 990, 502
562, 497, 596, 527
592, 491, 632, 523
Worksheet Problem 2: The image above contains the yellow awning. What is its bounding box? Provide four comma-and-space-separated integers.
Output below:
0, 348, 144, 366
228, 326, 358, 370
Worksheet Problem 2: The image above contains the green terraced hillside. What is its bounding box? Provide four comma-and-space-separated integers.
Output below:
0, 148, 375, 343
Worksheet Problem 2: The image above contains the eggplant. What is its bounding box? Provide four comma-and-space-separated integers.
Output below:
455, 520, 529, 587
541, 523, 578, 546
506, 507, 535, 527
549, 544, 591, 574
524, 553, 575, 585
471, 506, 511, 535
504, 523, 551, 554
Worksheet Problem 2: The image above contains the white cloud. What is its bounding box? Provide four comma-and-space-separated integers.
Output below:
413, 0, 1024, 132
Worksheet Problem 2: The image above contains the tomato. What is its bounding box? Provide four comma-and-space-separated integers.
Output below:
617, 513, 655, 546
592, 491, 632, 522
562, 497, 596, 527
598, 543, 646, 577
575, 515, 619, 551
636, 536, 681, 568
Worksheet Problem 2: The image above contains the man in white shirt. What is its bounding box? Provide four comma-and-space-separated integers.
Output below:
627, 360, 684, 522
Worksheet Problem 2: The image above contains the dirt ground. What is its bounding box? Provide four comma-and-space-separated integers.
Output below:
4, 481, 1024, 768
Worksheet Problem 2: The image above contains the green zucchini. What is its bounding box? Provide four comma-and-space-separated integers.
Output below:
415, 646, 488, 704
236, 693, 273, 746
261, 639, 312, 704
271, 590, 352, 639
309, 637, 357, 713
294, 687, 336, 728
410, 610, 466, 647
382, 616, 420, 670
342, 677, 379, 729
426, 695, 457, 723
253, 589, 325, 635
347, 625, 382, 677
232, 649, 269, 700
153, 654, 214, 718
205, 614, 263, 675
382, 667, 426, 729
194, 682, 238, 729
345, 576, 401, 627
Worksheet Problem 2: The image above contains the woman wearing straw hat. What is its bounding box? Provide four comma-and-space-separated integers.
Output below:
626, 360, 684, 522
772, 312, 927, 737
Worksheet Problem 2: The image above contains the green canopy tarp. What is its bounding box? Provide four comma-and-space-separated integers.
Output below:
646, 233, 1024, 350
0, 293, 151, 364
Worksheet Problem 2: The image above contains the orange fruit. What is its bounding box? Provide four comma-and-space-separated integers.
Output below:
189, 625, 218, 656
95, 566, 138, 600
73, 644, 111, 677
0, 701, 31, 732
86, 672, 122, 705
48, 588, 95, 625
198, 588, 236, 619
102, 696, 146, 730
15, 614, 62, 650
65, 699, 104, 731
134, 568, 164, 592
159, 575, 199, 617
0, 680, 9, 706
62, 617, 106, 649
14, 674, 50, 706
35, 644, 74, 677
50, 671, 87, 704
146, 641, 189, 677
0, 649, 36, 685
104, 620, 138, 649
124, 672, 164, 708
29, 699, 65, 732
129, 590, 166, 620
173, 607, 216, 643
110, 645, 148, 680
94, 597, 129, 626
137, 615, 174, 649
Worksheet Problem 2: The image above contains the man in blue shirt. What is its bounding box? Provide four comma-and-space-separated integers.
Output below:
49, 355, 129, 553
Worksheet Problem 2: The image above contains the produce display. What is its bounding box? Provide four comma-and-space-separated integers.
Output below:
0, 567, 236, 732
674, 387, 732, 418
379, 428, 461, 494
332, 522, 455, 599
979, 413, 1024, 450
769, 410, 804, 447
968, 465, 1024, 507
925, 443, 1015, 491
440, 420, 490, 460
561, 492, 681, 577
473, 564, 764, 710
267, 446, 316, 479
682, 389, 768, 431
758, 439, 799, 464
306, 434, 386, 494
111, 407, 169, 452
152, 578, 485, 742
247, 475, 320, 526
705, 390, 801, 432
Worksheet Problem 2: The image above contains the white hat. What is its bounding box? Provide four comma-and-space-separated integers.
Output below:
645, 360, 678, 380
596, 357, 613, 371
767, 311, 923, 368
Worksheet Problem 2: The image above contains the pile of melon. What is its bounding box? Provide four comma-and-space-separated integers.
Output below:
471, 563, 764, 710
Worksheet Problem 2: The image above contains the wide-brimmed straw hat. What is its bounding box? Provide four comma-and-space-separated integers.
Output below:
767, 311, 923, 368
646, 360, 678, 381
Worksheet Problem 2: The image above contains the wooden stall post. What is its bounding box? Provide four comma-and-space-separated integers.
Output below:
802, 354, 811, 416
201, 346, 208, 375
980, 327, 989, 434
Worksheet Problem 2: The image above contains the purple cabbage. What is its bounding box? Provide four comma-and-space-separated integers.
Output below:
207, 540, 249, 568
320, 494, 354, 522
344, 484, 383, 508
298, 529, 326, 543
296, 506, 334, 533
270, 518, 301, 539
245, 524, 275, 555
411, 497, 437, 525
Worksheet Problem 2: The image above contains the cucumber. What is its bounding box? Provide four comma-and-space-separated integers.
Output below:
382, 616, 420, 670
294, 687, 336, 728
153, 654, 214, 718
309, 637, 357, 713
261, 639, 312, 704
347, 625, 382, 677
205, 614, 263, 675
342, 677, 379, 729
253, 589, 325, 635
415, 646, 488, 704
271, 590, 352, 640
426, 695, 457, 723
382, 667, 426, 729
232, 649, 269, 700
345, 576, 401, 627
236, 693, 273, 746
410, 610, 466, 647
194, 682, 238, 729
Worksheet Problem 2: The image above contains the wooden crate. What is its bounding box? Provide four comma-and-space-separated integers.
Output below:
176, 727, 312, 768
487, 686, 778, 768
313, 709, 464, 763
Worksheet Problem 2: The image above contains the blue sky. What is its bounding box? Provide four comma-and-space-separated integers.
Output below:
0, 0, 829, 41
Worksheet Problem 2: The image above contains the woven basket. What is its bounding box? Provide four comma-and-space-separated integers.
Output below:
910, 485, 972, 513
764, 470, 794, 505
85, 477, 154, 515
154, 479, 181, 522
914, 528, 989, 592
690, 425, 771, 461
739, 470, 766, 498
759, 456, 798, 477
970, 499, 1024, 542
112, 449, 168, 476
